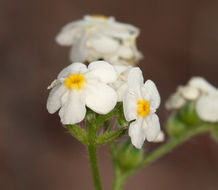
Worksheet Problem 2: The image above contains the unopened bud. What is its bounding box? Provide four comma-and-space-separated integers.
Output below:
116, 139, 144, 169
166, 113, 186, 137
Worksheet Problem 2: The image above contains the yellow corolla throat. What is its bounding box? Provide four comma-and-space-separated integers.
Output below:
137, 99, 150, 117
92, 14, 109, 20
65, 74, 86, 90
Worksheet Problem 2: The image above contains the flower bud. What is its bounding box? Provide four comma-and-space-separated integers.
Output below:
116, 139, 144, 170
178, 101, 201, 126
166, 113, 186, 137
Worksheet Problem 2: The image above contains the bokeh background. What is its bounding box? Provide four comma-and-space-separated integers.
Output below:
1, 0, 218, 189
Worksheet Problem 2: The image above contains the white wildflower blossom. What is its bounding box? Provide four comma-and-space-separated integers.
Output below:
123, 67, 161, 149
110, 65, 132, 101
46, 61, 118, 124
166, 77, 218, 122
56, 15, 142, 65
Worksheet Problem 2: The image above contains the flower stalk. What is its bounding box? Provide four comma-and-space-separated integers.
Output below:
112, 123, 216, 190
88, 145, 102, 190
87, 119, 102, 190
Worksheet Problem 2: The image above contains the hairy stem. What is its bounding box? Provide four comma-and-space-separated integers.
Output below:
112, 168, 127, 190
87, 121, 102, 190
88, 145, 102, 190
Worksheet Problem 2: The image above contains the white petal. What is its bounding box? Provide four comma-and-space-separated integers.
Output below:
47, 85, 67, 114
189, 77, 217, 94
86, 61, 117, 83
128, 118, 145, 149
165, 92, 186, 110
113, 64, 130, 75
127, 67, 144, 97
88, 35, 119, 53
117, 45, 133, 59
59, 91, 86, 124
55, 20, 85, 46
57, 62, 88, 78
117, 83, 128, 102
196, 94, 218, 122
135, 49, 143, 62
123, 92, 138, 121
142, 80, 161, 110
85, 82, 117, 114
179, 85, 199, 100
69, 37, 88, 62
47, 78, 65, 89
153, 131, 165, 142
103, 22, 139, 40
143, 114, 160, 142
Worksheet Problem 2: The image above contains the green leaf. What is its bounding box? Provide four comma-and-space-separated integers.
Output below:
96, 129, 126, 146
66, 125, 89, 145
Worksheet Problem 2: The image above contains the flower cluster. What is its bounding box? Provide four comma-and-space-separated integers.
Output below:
166, 77, 218, 122
56, 15, 142, 66
47, 61, 162, 148
46, 14, 164, 149
46, 14, 218, 190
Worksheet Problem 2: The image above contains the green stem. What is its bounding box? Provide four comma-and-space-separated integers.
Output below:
87, 121, 102, 190
88, 145, 102, 190
112, 168, 127, 190
113, 124, 214, 190
109, 143, 126, 190
137, 124, 212, 172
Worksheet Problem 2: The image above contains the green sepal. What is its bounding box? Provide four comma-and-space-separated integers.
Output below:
116, 139, 144, 170
117, 102, 129, 128
178, 101, 201, 126
166, 113, 186, 137
66, 125, 89, 145
95, 106, 119, 127
96, 129, 126, 146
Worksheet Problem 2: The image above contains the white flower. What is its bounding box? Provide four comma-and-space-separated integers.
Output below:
110, 65, 132, 101
166, 77, 218, 122
56, 15, 142, 65
46, 61, 118, 124
123, 67, 161, 149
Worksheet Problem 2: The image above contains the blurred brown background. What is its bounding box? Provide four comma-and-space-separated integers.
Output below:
1, 0, 218, 189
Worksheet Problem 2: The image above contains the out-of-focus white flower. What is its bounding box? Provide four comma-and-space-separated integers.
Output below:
47, 61, 118, 124
196, 94, 218, 122
110, 65, 132, 101
166, 77, 218, 122
123, 67, 161, 149
56, 15, 142, 66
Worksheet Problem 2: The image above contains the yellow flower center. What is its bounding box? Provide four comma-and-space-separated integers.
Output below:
65, 74, 86, 90
137, 99, 150, 117
92, 14, 108, 20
